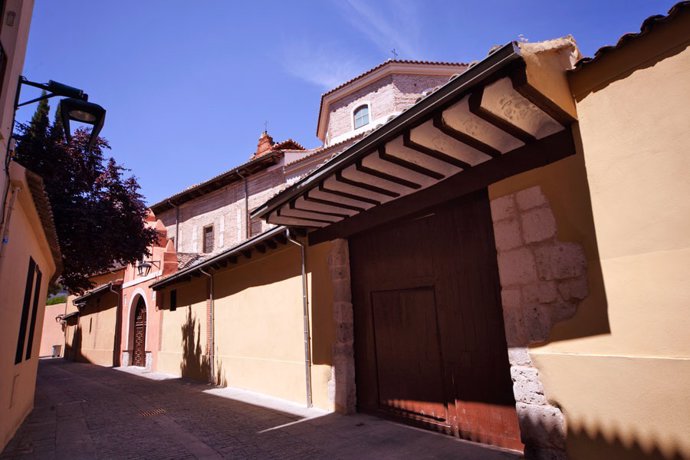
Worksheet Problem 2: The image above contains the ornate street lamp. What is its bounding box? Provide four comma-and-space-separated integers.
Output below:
15, 77, 106, 150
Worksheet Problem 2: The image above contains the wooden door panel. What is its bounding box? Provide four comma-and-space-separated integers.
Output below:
371, 288, 447, 423
351, 189, 523, 452
133, 303, 146, 367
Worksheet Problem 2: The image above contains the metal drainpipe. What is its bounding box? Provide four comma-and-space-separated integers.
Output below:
0, 185, 21, 264
199, 269, 215, 384
236, 170, 249, 240
167, 200, 179, 252
109, 283, 121, 365
0, 78, 23, 233
286, 228, 313, 408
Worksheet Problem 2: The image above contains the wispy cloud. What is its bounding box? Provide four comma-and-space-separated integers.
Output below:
280, 39, 364, 90
337, 0, 423, 59
278, 0, 423, 90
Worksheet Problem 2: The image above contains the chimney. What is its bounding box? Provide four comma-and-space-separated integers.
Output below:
255, 131, 274, 157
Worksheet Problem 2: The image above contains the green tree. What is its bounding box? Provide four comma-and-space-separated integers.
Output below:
14, 100, 158, 293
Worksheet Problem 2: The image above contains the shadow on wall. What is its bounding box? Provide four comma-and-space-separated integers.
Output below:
567, 422, 688, 460
502, 404, 690, 460
215, 357, 227, 388
180, 307, 210, 383
64, 324, 83, 362
309, 244, 335, 370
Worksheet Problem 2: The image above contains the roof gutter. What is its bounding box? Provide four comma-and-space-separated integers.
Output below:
74, 281, 122, 305
150, 225, 288, 291
252, 42, 523, 221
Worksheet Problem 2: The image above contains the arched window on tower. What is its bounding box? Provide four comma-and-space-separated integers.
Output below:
353, 104, 370, 129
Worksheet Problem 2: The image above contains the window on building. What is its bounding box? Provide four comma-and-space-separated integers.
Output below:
15, 257, 41, 364
24, 263, 42, 361
250, 216, 263, 237
353, 104, 370, 129
170, 289, 177, 312
203, 225, 214, 253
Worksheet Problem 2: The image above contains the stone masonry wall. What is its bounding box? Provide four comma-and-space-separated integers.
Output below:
327, 239, 356, 413
157, 167, 286, 255
326, 73, 456, 144
490, 185, 588, 460
327, 76, 395, 143
392, 74, 455, 111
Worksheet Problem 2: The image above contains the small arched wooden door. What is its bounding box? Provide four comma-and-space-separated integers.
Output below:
133, 297, 147, 367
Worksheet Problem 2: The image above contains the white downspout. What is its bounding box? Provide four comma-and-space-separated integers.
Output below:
0, 185, 21, 264
286, 228, 313, 408
199, 268, 215, 384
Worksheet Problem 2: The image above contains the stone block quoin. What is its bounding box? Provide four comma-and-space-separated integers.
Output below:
327, 239, 356, 414
490, 185, 589, 460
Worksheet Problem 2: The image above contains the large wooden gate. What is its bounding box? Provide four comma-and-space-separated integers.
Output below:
350, 189, 522, 451
133, 298, 146, 367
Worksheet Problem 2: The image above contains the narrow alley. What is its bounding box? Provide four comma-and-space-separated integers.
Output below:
1, 360, 520, 459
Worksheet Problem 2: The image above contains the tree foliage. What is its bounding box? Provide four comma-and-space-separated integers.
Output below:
14, 99, 158, 293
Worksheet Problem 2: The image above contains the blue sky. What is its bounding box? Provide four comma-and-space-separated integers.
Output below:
19, 0, 678, 205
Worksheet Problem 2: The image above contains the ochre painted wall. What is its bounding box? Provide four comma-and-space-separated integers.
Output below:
39, 303, 66, 357
489, 27, 690, 460
0, 184, 56, 451
75, 295, 119, 367
157, 279, 209, 380
157, 241, 335, 411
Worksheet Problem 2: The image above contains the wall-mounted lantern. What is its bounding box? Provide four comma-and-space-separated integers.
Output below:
136, 259, 159, 277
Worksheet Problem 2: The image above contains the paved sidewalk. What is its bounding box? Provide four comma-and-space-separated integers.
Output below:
1, 359, 521, 459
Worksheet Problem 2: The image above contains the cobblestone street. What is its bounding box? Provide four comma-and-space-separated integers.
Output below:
1, 360, 521, 459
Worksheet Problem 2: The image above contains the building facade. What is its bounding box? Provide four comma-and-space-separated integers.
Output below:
254, 5, 690, 459
0, 0, 65, 451
60, 62, 460, 414
52, 6, 690, 457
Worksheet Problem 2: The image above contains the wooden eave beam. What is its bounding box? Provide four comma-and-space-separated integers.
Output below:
335, 171, 400, 198
432, 113, 501, 159
318, 183, 381, 206
468, 87, 536, 144
304, 190, 366, 213
354, 158, 422, 190
402, 131, 473, 169
509, 69, 576, 126
289, 198, 351, 219
309, 128, 575, 245
378, 146, 445, 180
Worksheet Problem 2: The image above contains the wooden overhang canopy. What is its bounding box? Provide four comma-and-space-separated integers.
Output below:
150, 225, 305, 291
251, 41, 579, 243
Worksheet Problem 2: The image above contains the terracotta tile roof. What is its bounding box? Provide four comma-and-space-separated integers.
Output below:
149, 150, 283, 214
150, 137, 308, 214
74, 279, 123, 305
151, 226, 292, 290
285, 132, 368, 168
272, 139, 305, 151
321, 59, 468, 98
176, 252, 203, 269
24, 168, 63, 282
573, 1, 690, 71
